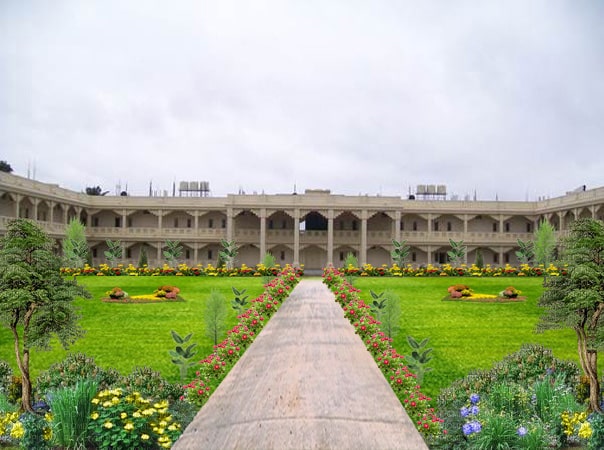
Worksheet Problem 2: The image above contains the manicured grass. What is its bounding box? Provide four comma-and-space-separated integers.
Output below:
0, 276, 266, 386
352, 277, 582, 400
0, 275, 589, 405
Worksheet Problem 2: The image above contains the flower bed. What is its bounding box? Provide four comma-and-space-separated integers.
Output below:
322, 267, 443, 440
339, 262, 566, 277
182, 267, 301, 408
102, 285, 185, 303
443, 284, 525, 302
62, 263, 304, 278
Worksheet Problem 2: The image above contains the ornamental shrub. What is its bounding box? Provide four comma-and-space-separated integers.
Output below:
0, 361, 12, 398
119, 366, 184, 404
35, 353, 120, 400
19, 412, 52, 450
435, 345, 581, 449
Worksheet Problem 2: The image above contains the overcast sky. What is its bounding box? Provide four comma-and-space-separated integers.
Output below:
1, 1, 603, 201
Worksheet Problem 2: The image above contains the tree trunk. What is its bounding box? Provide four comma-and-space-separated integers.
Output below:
576, 327, 602, 412
20, 351, 33, 413
11, 325, 33, 413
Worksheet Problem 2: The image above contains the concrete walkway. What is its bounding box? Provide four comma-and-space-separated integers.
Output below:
173, 280, 428, 450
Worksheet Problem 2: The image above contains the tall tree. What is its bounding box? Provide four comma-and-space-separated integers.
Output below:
204, 290, 227, 346
0, 219, 90, 412
0, 160, 13, 173
62, 218, 89, 268
534, 219, 557, 280
536, 218, 604, 412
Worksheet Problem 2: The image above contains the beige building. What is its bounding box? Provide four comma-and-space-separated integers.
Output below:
1, 172, 603, 271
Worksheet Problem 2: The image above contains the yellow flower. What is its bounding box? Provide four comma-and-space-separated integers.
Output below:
91, 398, 100, 404
10, 421, 25, 439
132, 411, 142, 418
578, 421, 593, 439
91, 412, 99, 420
124, 422, 134, 431
141, 434, 150, 440
103, 421, 114, 429
120, 412, 128, 419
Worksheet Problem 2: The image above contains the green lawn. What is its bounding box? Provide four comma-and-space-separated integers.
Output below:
0, 276, 266, 386
0, 275, 586, 403
352, 276, 581, 399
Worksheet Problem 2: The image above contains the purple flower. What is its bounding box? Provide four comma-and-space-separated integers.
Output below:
517, 426, 528, 437
462, 423, 474, 436
460, 407, 470, 417
470, 393, 480, 404
462, 421, 482, 436
470, 405, 480, 415
471, 421, 482, 433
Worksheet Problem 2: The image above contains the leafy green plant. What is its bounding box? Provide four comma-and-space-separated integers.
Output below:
163, 240, 183, 267
231, 287, 249, 314
169, 330, 198, 382
48, 379, 98, 449
0, 361, 12, 398
205, 290, 228, 346
516, 239, 534, 265
19, 412, 52, 450
219, 239, 238, 269
369, 290, 386, 317
405, 336, 433, 383
118, 367, 184, 404
36, 353, 120, 400
138, 244, 148, 268
475, 248, 484, 269
342, 252, 358, 285
62, 218, 90, 269
380, 291, 401, 339
261, 252, 277, 283
368, 290, 401, 338
588, 412, 604, 450
391, 239, 410, 266
104, 239, 123, 266
447, 239, 466, 267
533, 220, 556, 280
537, 218, 604, 412
88, 387, 182, 450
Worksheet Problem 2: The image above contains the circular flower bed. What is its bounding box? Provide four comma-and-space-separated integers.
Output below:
102, 286, 184, 303
443, 285, 525, 303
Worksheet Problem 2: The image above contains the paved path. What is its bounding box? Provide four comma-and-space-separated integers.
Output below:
173, 280, 428, 450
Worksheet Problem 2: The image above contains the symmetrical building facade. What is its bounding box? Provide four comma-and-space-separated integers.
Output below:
1, 172, 603, 271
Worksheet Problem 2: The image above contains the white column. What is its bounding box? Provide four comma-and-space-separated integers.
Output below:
327, 210, 334, 267
260, 208, 267, 261
227, 208, 234, 242
360, 210, 368, 266
293, 210, 300, 267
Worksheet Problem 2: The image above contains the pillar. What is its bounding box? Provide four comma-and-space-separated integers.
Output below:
327, 210, 334, 267
293, 210, 300, 267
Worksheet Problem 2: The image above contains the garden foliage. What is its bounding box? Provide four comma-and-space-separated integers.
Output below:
183, 267, 300, 407
323, 268, 443, 440
435, 344, 581, 449
0, 218, 91, 411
